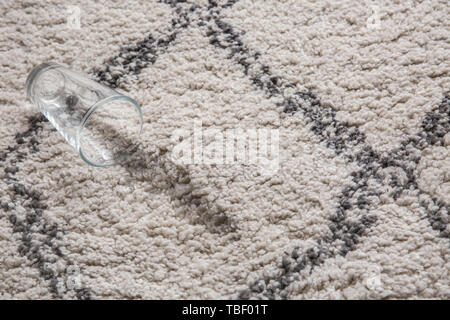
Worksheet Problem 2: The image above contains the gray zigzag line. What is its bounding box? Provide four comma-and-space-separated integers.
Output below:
1, 0, 447, 299
0, 0, 199, 299
197, 5, 449, 299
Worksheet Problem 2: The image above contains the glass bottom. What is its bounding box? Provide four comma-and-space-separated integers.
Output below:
25, 62, 60, 100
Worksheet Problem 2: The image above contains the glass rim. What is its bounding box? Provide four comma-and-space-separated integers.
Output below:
77, 94, 143, 167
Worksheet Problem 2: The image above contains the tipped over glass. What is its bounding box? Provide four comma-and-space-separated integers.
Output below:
26, 62, 143, 167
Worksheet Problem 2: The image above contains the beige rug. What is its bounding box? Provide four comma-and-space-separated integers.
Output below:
0, 0, 448, 299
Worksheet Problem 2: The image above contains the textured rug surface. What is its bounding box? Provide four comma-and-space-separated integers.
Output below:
0, 0, 449, 299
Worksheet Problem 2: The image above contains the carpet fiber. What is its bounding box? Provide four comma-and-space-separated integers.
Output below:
0, 0, 449, 299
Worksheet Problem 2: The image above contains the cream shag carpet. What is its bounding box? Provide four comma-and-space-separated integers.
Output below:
0, 0, 449, 299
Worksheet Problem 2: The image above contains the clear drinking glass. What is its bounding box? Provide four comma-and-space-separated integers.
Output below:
25, 62, 143, 167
